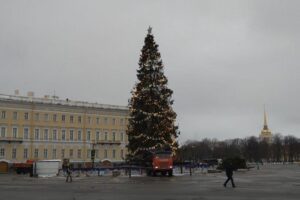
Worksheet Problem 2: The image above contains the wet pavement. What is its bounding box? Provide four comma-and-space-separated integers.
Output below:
0, 164, 299, 200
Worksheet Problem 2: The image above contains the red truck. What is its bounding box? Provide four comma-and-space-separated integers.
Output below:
13, 160, 34, 175
146, 151, 173, 176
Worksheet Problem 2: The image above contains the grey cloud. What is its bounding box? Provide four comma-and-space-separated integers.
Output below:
0, 0, 299, 142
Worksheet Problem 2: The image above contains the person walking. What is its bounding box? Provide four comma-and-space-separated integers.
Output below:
66, 164, 72, 183
223, 162, 236, 188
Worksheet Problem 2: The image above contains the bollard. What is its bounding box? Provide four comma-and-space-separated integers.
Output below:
129, 165, 131, 178
180, 164, 183, 174
190, 165, 192, 176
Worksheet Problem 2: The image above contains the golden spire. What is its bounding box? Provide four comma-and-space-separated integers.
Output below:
260, 105, 272, 140
263, 105, 268, 130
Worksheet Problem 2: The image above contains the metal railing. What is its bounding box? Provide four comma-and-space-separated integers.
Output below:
94, 140, 122, 145
0, 136, 23, 143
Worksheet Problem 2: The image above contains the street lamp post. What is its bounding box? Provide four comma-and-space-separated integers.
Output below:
91, 143, 96, 169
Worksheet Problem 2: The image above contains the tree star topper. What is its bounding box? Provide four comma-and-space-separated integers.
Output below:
148, 26, 152, 34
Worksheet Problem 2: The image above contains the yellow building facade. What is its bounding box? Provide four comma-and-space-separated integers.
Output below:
0, 93, 129, 165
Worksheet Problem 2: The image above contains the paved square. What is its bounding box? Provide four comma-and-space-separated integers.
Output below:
0, 164, 299, 200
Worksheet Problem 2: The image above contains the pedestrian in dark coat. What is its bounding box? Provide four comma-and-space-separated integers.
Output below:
66, 164, 72, 183
223, 162, 236, 188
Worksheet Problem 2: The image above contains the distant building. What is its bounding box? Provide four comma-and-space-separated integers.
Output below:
0, 92, 129, 172
259, 107, 272, 141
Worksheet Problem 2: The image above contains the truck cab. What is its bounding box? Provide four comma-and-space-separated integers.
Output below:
147, 151, 173, 176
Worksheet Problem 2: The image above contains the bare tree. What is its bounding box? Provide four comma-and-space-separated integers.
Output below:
271, 134, 283, 162
242, 137, 260, 162
258, 139, 270, 162
283, 135, 298, 162
177, 134, 299, 163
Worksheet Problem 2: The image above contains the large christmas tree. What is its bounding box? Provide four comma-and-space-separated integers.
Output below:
127, 27, 179, 161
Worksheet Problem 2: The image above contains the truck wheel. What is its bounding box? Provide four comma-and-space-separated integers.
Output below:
153, 171, 156, 177
146, 170, 152, 176
168, 170, 173, 177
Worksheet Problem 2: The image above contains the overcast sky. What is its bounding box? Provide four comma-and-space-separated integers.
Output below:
1, 0, 299, 143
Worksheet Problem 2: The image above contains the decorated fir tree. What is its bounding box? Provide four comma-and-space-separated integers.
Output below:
127, 27, 179, 161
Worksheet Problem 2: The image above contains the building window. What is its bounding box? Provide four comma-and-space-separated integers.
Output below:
87, 149, 91, 158
104, 117, 108, 125
34, 149, 39, 158
35, 113, 39, 121
53, 114, 57, 122
96, 117, 100, 124
24, 112, 29, 120
78, 116, 82, 123
34, 129, 40, 140
69, 149, 73, 158
112, 118, 116, 125
44, 149, 48, 159
70, 115, 74, 123
88, 116, 92, 124
62, 115, 65, 122
24, 148, 28, 159
120, 132, 124, 141
70, 130, 74, 141
12, 148, 17, 159
77, 130, 82, 141
23, 128, 29, 139
13, 112, 18, 120
104, 132, 108, 141
112, 132, 116, 141
77, 149, 81, 158
0, 148, 5, 157
52, 129, 57, 140
1, 127, 6, 137
52, 149, 56, 159
44, 129, 48, 140
112, 149, 116, 158
61, 149, 65, 158
95, 150, 99, 158
104, 149, 108, 158
120, 149, 124, 159
62, 130, 66, 141
86, 130, 91, 141
1, 111, 6, 119
96, 131, 100, 141
44, 114, 49, 121
12, 127, 18, 138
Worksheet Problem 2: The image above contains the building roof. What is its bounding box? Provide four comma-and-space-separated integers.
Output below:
0, 93, 128, 111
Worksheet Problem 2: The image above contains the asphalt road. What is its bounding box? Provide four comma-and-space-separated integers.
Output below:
0, 164, 299, 200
